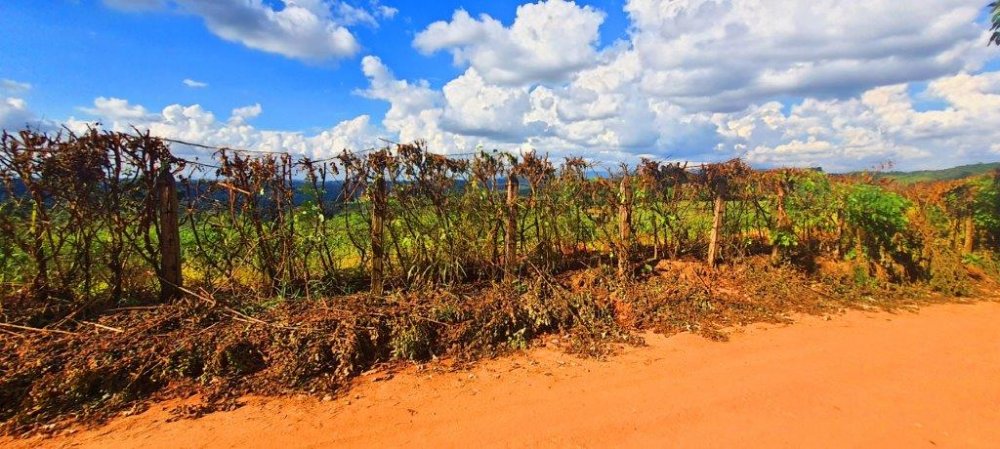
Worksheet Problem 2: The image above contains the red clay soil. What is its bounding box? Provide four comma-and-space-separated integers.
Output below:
6, 300, 1000, 449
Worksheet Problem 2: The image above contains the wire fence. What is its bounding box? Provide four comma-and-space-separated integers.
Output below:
1, 127, 996, 308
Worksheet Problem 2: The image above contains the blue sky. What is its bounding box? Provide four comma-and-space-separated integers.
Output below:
2, 0, 999, 171
0, 0, 629, 129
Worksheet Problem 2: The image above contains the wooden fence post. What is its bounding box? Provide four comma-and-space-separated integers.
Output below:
707, 190, 725, 268
504, 174, 519, 284
964, 215, 975, 254
771, 180, 790, 264
618, 174, 633, 279
157, 166, 182, 301
29, 197, 48, 300
371, 171, 387, 296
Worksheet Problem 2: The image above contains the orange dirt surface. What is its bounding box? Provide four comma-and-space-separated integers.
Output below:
6, 300, 1000, 449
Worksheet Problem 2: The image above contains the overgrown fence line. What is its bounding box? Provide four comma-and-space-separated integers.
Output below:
1, 129, 999, 310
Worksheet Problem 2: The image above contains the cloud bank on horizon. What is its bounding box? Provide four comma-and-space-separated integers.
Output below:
2, 0, 999, 171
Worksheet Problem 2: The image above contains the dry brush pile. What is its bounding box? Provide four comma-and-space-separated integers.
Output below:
1, 129, 999, 435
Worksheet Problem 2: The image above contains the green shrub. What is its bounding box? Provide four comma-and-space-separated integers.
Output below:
843, 184, 911, 260
972, 175, 1000, 247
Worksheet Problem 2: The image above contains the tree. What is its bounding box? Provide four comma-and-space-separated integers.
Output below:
991, 2, 1000, 46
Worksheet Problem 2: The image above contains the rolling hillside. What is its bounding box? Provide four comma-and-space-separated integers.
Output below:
872, 162, 1000, 184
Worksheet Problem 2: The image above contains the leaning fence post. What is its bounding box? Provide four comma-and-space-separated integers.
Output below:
370, 170, 387, 296
618, 173, 633, 279
157, 165, 182, 301
504, 173, 519, 284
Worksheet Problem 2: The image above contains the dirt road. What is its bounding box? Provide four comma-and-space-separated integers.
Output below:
7, 300, 1000, 448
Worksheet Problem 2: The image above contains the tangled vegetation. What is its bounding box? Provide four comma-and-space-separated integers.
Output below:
1, 129, 999, 436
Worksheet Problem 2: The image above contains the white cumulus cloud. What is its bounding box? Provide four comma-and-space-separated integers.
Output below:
0, 79, 45, 131
0, 97, 39, 131
414, 0, 606, 85
30, 0, 1000, 170
626, 0, 987, 111
81, 97, 152, 121
70, 98, 379, 160
714, 71, 1000, 171
104, 0, 398, 61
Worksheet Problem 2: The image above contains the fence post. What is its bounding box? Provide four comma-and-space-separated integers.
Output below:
707, 190, 725, 268
504, 173, 519, 284
29, 198, 48, 300
157, 166, 182, 301
771, 179, 790, 264
370, 170, 387, 296
963, 215, 975, 254
618, 173, 633, 279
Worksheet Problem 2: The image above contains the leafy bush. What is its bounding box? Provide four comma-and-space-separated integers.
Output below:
972, 174, 1000, 247
786, 171, 836, 235
843, 184, 911, 260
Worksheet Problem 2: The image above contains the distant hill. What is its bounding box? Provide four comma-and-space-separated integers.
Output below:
871, 162, 1000, 184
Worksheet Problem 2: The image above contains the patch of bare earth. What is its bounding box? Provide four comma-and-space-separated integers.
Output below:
5, 300, 999, 449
